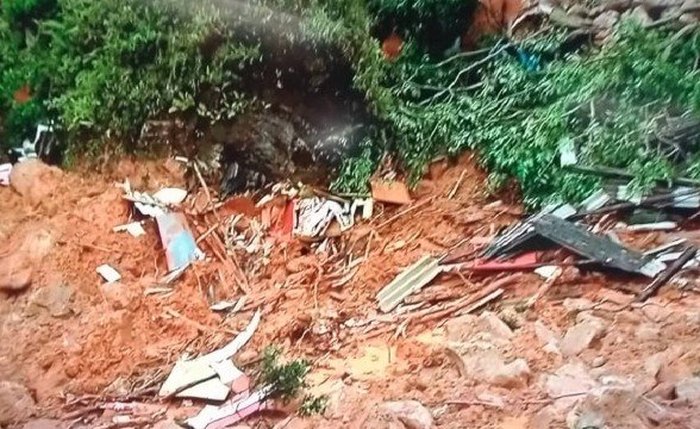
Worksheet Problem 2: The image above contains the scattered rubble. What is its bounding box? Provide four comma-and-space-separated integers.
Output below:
3, 155, 700, 428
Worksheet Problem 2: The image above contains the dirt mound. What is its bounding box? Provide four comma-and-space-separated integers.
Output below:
3, 156, 700, 429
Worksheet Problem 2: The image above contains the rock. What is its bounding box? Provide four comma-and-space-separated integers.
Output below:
531, 406, 559, 428
591, 356, 607, 368
566, 383, 650, 429
648, 382, 676, 400
566, 409, 605, 429
559, 318, 606, 357
675, 377, 700, 403
459, 350, 530, 388
22, 420, 64, 429
596, 0, 632, 13
544, 363, 597, 413
627, 6, 654, 25
641, 304, 673, 323
27, 283, 74, 317
379, 400, 433, 429
498, 307, 524, 330
562, 298, 593, 315
0, 229, 53, 292
568, 4, 592, 16
613, 310, 642, 325
635, 324, 660, 342
0, 266, 33, 292
479, 311, 514, 339
0, 381, 35, 425
679, 12, 699, 24
445, 313, 511, 346
476, 391, 506, 409
593, 10, 620, 28
9, 160, 63, 206
100, 282, 138, 310
445, 314, 479, 342
534, 320, 560, 348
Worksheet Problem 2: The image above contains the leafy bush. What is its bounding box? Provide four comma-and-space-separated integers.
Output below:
0, 0, 259, 157
2, 0, 699, 209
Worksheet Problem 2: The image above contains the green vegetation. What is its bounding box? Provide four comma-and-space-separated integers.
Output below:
2, 0, 700, 207
257, 346, 327, 415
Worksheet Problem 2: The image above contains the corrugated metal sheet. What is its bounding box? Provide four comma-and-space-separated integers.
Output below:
377, 256, 442, 313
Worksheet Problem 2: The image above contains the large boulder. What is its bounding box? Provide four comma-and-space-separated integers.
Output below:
9, 160, 63, 206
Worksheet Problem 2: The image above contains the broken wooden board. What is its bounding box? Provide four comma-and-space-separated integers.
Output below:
377, 256, 442, 313
532, 214, 665, 277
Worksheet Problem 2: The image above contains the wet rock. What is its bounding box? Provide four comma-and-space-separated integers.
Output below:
0, 381, 35, 425
675, 377, 700, 403
379, 400, 433, 429
559, 317, 606, 357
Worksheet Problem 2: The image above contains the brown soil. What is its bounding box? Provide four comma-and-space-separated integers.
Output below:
2, 154, 700, 429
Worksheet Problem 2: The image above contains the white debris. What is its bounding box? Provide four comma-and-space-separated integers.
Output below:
0, 163, 12, 186
112, 222, 146, 237
159, 310, 261, 397
534, 265, 561, 280
625, 222, 678, 232
96, 264, 121, 283
153, 187, 188, 205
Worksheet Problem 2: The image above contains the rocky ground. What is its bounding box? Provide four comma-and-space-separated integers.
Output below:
2, 155, 700, 429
